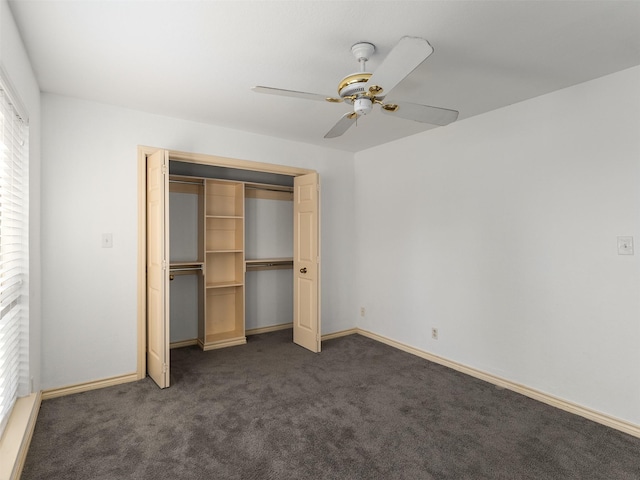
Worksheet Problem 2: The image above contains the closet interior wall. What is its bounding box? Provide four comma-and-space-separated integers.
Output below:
169, 179, 203, 347
245, 187, 294, 332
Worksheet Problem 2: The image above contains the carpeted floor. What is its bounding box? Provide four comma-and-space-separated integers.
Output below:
21, 330, 640, 479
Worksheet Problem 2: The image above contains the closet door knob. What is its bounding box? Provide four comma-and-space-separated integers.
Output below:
300, 267, 307, 274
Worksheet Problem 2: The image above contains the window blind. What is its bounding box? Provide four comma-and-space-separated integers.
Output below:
0, 80, 29, 438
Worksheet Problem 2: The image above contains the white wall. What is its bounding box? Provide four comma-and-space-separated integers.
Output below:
1, 0, 41, 392
41, 93, 355, 390
354, 66, 640, 425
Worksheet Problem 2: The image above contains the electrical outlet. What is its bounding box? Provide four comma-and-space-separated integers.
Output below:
360, 307, 366, 317
617, 236, 634, 255
431, 328, 438, 340
101, 233, 113, 248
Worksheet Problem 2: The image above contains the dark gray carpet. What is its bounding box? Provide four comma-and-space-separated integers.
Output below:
21, 330, 640, 479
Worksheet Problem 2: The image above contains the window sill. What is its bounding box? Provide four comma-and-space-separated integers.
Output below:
0, 392, 41, 480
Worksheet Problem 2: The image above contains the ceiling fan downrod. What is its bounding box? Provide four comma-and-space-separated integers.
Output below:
347, 42, 376, 115
351, 42, 375, 73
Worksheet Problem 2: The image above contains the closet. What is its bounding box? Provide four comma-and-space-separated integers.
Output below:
168, 174, 294, 351
143, 147, 320, 389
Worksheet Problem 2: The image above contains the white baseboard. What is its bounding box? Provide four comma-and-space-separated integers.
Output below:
356, 328, 640, 439
41, 373, 139, 400
199, 338, 247, 351
0, 392, 42, 480
246, 323, 293, 336
170, 339, 198, 349
321, 328, 358, 341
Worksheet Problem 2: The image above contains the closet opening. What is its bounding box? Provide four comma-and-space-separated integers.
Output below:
138, 147, 321, 389
169, 161, 295, 350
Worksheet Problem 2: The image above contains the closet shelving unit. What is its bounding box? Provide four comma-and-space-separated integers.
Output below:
201, 179, 246, 350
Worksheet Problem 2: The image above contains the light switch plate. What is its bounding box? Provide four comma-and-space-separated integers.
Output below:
617, 236, 633, 255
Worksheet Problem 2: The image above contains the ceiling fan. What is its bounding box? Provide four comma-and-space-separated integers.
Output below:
252, 36, 459, 139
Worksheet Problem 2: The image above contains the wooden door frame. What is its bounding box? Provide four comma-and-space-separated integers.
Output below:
137, 146, 317, 380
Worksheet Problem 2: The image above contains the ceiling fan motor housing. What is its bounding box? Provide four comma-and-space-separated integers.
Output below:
338, 73, 372, 99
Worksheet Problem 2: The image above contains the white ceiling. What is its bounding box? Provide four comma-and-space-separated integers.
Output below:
8, 0, 640, 152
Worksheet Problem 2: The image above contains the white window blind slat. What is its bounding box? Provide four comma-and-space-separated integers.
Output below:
0, 82, 29, 439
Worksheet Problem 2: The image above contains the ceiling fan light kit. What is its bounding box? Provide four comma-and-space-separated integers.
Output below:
354, 97, 373, 116
253, 36, 459, 138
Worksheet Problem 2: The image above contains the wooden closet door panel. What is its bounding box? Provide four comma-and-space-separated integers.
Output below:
293, 172, 320, 353
147, 150, 170, 388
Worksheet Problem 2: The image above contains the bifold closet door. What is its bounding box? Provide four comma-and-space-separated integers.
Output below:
293, 172, 320, 353
146, 150, 170, 388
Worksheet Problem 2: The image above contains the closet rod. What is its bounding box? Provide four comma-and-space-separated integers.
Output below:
169, 266, 203, 272
246, 262, 293, 269
245, 185, 293, 194
247, 263, 290, 268
169, 179, 203, 185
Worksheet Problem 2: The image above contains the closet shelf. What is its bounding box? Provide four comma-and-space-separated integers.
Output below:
206, 215, 242, 219
206, 249, 243, 254
206, 281, 243, 289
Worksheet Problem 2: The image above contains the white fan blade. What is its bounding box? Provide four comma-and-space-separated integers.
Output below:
366, 36, 434, 97
381, 101, 458, 126
252, 86, 339, 103
324, 112, 358, 138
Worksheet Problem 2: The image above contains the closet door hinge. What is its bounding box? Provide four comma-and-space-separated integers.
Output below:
162, 260, 167, 270
162, 363, 168, 374
161, 164, 167, 175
